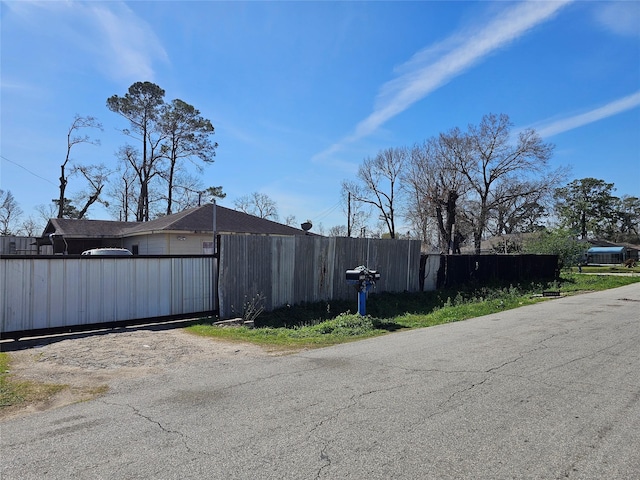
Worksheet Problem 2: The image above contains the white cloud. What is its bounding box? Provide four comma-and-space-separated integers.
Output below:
314, 0, 573, 161
4, 1, 168, 83
594, 1, 640, 38
87, 2, 169, 82
0, 78, 41, 93
533, 91, 640, 138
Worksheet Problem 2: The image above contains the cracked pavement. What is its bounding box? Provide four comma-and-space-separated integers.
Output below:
2, 283, 639, 479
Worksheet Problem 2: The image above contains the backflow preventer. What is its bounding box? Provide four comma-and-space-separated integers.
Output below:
345, 266, 380, 316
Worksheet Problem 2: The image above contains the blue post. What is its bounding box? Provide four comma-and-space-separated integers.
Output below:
358, 286, 367, 316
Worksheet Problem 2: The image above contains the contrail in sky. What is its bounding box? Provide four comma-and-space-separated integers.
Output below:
534, 91, 640, 138
315, 0, 572, 160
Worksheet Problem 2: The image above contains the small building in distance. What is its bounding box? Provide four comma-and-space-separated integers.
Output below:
586, 246, 626, 265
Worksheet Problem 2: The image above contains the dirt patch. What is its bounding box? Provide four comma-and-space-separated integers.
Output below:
1, 326, 270, 421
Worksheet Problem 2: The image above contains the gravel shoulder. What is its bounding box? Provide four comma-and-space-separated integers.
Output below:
1, 325, 271, 421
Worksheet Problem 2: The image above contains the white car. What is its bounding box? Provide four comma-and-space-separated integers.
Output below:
81, 248, 133, 256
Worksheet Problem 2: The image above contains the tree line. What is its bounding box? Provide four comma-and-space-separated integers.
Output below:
1, 104, 638, 250
7, 81, 223, 231
342, 113, 563, 253
3, 79, 308, 234
340, 113, 639, 252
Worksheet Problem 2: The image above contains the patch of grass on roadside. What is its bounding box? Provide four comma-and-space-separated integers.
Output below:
188, 312, 388, 348
187, 273, 640, 350
558, 272, 640, 292
0, 352, 68, 409
568, 265, 640, 274
395, 291, 538, 329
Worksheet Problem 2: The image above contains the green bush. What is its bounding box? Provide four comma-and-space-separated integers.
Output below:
306, 312, 375, 336
523, 228, 587, 269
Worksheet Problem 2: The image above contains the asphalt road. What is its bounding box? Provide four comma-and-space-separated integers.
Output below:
2, 283, 639, 479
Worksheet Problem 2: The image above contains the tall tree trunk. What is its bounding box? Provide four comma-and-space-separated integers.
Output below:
136, 181, 146, 221
76, 190, 101, 219
474, 205, 488, 254
58, 165, 67, 218
446, 190, 458, 253
166, 159, 176, 216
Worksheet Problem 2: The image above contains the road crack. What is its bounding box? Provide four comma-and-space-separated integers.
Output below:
100, 400, 206, 455
315, 441, 332, 479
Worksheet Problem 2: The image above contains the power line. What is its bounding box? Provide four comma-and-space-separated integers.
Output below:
0, 155, 56, 186
314, 200, 342, 222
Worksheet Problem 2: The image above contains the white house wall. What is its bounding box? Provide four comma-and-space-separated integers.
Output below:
123, 233, 215, 255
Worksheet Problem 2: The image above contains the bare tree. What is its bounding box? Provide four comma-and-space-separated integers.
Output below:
403, 192, 435, 245
404, 137, 470, 252
35, 203, 57, 226
18, 216, 40, 236
70, 164, 111, 219
328, 225, 348, 237
0, 189, 23, 235
234, 192, 279, 220
453, 114, 555, 253
106, 157, 138, 221
158, 171, 205, 212
284, 214, 297, 227
402, 147, 432, 244
114, 140, 165, 221
58, 115, 103, 218
488, 179, 554, 235
348, 147, 407, 239
340, 184, 370, 237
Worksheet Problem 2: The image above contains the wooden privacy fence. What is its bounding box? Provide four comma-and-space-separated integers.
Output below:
1, 256, 214, 335
436, 254, 559, 287
217, 235, 423, 318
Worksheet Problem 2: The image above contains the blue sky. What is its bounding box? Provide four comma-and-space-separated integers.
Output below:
1, 0, 639, 233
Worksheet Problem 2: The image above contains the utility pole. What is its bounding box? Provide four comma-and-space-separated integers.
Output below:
347, 191, 352, 237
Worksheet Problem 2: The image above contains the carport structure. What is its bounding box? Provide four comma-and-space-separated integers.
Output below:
586, 246, 626, 264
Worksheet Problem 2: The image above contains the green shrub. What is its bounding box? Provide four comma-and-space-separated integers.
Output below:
307, 312, 375, 336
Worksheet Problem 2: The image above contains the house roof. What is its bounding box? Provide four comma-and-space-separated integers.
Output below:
43, 218, 137, 238
42, 204, 314, 238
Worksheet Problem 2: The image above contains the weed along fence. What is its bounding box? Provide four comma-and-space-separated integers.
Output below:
1, 255, 215, 336
216, 235, 423, 319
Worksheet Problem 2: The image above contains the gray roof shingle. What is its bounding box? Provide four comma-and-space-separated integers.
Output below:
43, 204, 313, 238
43, 219, 136, 237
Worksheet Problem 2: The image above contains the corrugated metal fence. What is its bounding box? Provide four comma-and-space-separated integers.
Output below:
1, 236, 424, 335
217, 236, 422, 318
1, 256, 214, 334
